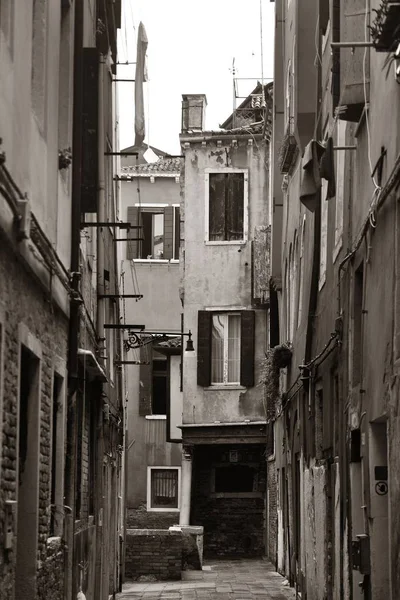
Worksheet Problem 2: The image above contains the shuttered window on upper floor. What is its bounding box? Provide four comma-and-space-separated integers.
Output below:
197, 310, 255, 388
208, 173, 245, 242
126, 205, 180, 260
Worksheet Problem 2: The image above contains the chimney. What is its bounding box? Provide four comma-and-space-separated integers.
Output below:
181, 94, 207, 133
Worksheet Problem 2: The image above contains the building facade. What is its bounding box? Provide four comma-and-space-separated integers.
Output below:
119, 154, 183, 528
179, 89, 273, 557
269, 1, 400, 598
0, 1, 125, 599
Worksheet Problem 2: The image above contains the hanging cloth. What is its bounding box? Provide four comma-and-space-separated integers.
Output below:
320, 136, 336, 200
300, 140, 325, 212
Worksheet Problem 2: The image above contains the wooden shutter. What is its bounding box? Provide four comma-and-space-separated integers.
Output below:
208, 173, 226, 241
163, 206, 174, 259
226, 173, 244, 241
174, 207, 180, 259
139, 346, 152, 416
240, 310, 255, 387
81, 48, 99, 213
126, 206, 139, 260
197, 311, 212, 387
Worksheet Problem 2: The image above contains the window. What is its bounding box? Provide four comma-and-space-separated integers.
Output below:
152, 358, 167, 414
147, 467, 180, 511
127, 205, 180, 260
142, 211, 164, 258
197, 310, 255, 388
211, 313, 241, 384
205, 170, 248, 243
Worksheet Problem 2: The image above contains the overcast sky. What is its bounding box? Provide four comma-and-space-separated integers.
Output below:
117, 0, 275, 156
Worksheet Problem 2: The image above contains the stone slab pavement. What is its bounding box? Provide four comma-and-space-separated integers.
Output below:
118, 558, 296, 600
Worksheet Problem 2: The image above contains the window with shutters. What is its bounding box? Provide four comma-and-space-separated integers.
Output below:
147, 467, 181, 511
211, 313, 241, 384
127, 204, 180, 260
197, 310, 255, 388
205, 169, 248, 243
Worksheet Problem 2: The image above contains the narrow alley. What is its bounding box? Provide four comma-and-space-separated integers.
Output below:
118, 560, 296, 600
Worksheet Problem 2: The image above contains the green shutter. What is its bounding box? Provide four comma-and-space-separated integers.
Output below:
163, 205, 174, 259
126, 206, 139, 260
197, 311, 212, 387
174, 207, 180, 260
240, 310, 255, 387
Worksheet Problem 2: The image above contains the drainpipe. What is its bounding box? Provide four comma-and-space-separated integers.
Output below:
66, 0, 84, 598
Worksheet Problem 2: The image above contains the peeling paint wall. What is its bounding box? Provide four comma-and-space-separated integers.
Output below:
181, 137, 269, 425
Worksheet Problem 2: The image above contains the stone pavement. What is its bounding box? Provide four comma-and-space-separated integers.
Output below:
118, 558, 296, 600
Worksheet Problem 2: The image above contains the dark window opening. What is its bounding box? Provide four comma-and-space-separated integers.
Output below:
209, 172, 244, 241
50, 373, 63, 535
150, 469, 179, 508
214, 465, 255, 493
152, 359, 167, 414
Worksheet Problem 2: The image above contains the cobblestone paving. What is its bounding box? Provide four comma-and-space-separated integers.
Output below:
118, 558, 296, 600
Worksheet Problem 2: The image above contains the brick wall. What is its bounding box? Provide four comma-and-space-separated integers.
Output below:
125, 530, 182, 580
0, 234, 68, 599
191, 445, 266, 558
127, 507, 179, 529
267, 460, 278, 564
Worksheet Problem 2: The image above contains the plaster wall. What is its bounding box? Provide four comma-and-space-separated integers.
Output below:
0, 1, 72, 288
181, 140, 269, 425
121, 177, 181, 212
126, 368, 181, 508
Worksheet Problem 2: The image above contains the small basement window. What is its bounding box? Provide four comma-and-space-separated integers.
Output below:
214, 465, 256, 493
147, 467, 181, 511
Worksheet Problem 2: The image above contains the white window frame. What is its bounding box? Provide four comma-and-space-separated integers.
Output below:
204, 168, 248, 245
147, 466, 181, 512
211, 312, 241, 386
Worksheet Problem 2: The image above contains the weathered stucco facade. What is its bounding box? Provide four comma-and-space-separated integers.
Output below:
119, 158, 182, 522
179, 89, 272, 556
269, 1, 400, 598
0, 2, 125, 599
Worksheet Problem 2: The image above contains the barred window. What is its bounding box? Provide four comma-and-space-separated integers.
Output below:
147, 468, 180, 511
